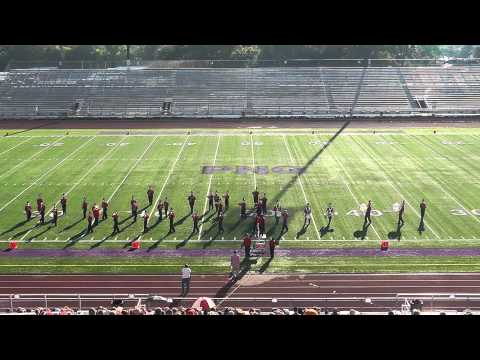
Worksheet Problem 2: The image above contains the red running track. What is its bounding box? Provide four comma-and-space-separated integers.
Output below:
1, 273, 480, 312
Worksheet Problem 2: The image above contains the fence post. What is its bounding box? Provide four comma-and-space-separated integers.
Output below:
10, 295, 13, 312
44, 294, 48, 308
78, 294, 82, 311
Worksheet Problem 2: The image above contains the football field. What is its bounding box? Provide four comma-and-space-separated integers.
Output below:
0, 125, 480, 273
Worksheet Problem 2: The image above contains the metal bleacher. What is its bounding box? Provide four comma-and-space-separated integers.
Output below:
0, 65, 480, 118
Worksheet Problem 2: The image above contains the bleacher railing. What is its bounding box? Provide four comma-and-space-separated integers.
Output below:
7, 58, 480, 70
2, 293, 480, 313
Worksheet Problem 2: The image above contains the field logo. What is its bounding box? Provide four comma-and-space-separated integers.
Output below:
442, 140, 468, 146
167, 142, 196, 146
375, 141, 396, 145
450, 209, 480, 216
241, 141, 263, 146
347, 203, 383, 217
106, 143, 129, 147
37, 143, 64, 147
309, 140, 329, 146
201, 165, 303, 175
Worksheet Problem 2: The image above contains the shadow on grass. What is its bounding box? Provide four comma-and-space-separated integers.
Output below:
258, 258, 273, 274
320, 226, 334, 237
174, 213, 190, 226
353, 222, 371, 240
25, 225, 53, 243
60, 218, 84, 233
147, 232, 172, 252
176, 231, 196, 249
0, 219, 30, 237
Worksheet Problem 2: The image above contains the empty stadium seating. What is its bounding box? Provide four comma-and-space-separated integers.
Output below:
0, 66, 479, 118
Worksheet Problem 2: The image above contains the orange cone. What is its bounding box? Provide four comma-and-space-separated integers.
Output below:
9, 241, 17, 250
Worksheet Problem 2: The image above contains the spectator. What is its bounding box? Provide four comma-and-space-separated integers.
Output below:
230, 250, 241, 279
181, 264, 192, 297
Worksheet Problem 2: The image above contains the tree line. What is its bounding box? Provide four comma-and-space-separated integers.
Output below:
1, 45, 479, 70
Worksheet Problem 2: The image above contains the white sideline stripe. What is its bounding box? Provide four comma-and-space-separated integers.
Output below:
0, 136, 66, 181
0, 137, 32, 156
197, 135, 221, 240
146, 134, 191, 229
107, 136, 159, 203
0, 136, 95, 214
393, 135, 480, 227
4, 279, 480, 283
282, 135, 320, 239
321, 135, 382, 240
19, 136, 129, 242
250, 133, 257, 188
351, 136, 442, 239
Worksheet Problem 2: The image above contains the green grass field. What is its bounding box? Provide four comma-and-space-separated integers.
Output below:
0, 126, 479, 273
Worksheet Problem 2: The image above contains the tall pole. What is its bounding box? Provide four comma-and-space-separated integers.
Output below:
126, 45, 131, 67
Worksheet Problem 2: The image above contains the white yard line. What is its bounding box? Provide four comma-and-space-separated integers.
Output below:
106, 136, 159, 203
143, 135, 191, 231
282, 135, 321, 239
0, 137, 32, 156
351, 136, 442, 240
0, 136, 66, 181
0, 136, 96, 214
197, 136, 221, 240
250, 133, 257, 188
19, 136, 129, 241
323, 136, 382, 240
392, 135, 480, 227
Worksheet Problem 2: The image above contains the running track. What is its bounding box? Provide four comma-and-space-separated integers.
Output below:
1, 273, 480, 312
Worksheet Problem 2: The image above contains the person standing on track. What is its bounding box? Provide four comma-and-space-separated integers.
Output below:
82, 197, 88, 219
242, 233, 252, 258
252, 188, 259, 208
230, 250, 240, 280
223, 191, 230, 211
101, 198, 108, 220
188, 191, 196, 214
86, 211, 94, 234
168, 207, 176, 233
39, 201, 46, 225
398, 200, 405, 227
52, 206, 58, 226
326, 203, 335, 229
147, 186, 154, 206
112, 211, 120, 234
207, 192, 214, 211
419, 199, 427, 228
238, 197, 247, 218
256, 199, 263, 216
143, 211, 149, 233
303, 203, 312, 228
281, 209, 289, 233
60, 193, 67, 215
25, 202, 32, 221
192, 211, 199, 233
364, 200, 372, 227
181, 264, 192, 297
